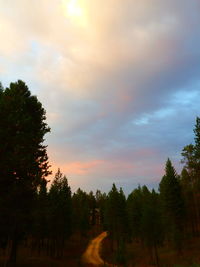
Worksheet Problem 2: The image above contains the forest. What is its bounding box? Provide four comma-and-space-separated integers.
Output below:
1, 80, 200, 267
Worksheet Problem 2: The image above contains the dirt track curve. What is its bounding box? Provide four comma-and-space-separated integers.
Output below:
82, 231, 108, 266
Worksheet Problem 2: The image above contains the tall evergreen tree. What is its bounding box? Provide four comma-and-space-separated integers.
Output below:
181, 144, 196, 185
194, 117, 200, 161
180, 168, 198, 235
48, 169, 72, 258
0, 80, 51, 264
141, 187, 163, 266
105, 184, 128, 264
31, 178, 49, 255
95, 190, 107, 228
72, 188, 91, 237
88, 191, 97, 227
159, 159, 185, 250
127, 186, 143, 241
181, 117, 200, 230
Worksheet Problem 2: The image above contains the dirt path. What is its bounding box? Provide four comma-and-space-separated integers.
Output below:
82, 231, 108, 266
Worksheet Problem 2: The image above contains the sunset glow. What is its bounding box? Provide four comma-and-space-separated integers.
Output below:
62, 0, 87, 27
0, 0, 200, 193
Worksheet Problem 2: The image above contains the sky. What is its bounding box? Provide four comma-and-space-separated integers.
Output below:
0, 0, 200, 194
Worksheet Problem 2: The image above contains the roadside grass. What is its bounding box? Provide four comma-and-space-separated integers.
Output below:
102, 234, 200, 267
0, 233, 89, 267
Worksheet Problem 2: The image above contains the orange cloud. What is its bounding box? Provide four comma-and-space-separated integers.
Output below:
51, 159, 104, 176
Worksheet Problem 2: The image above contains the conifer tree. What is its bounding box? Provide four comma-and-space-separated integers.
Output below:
180, 168, 198, 235
159, 159, 185, 250
141, 188, 163, 266
105, 184, 128, 264
105, 185, 128, 253
48, 169, 72, 258
95, 190, 107, 228
0, 80, 51, 263
181, 117, 200, 230
31, 178, 49, 255
127, 186, 143, 241
72, 188, 91, 237
88, 191, 97, 226
194, 117, 200, 161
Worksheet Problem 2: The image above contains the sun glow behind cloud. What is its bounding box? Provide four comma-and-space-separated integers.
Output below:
0, 0, 200, 193
62, 0, 87, 27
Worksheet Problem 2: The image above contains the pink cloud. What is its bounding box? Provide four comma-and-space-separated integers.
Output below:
51, 159, 104, 176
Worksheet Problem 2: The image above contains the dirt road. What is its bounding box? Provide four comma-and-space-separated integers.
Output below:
82, 231, 108, 266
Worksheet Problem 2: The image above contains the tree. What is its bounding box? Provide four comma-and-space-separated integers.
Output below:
48, 169, 72, 258
181, 117, 200, 230
105, 184, 128, 264
180, 168, 198, 235
181, 144, 196, 185
127, 186, 163, 265
194, 117, 200, 160
0, 80, 51, 264
140, 188, 163, 266
72, 188, 91, 238
95, 190, 107, 229
127, 186, 143, 241
31, 178, 49, 255
159, 159, 185, 250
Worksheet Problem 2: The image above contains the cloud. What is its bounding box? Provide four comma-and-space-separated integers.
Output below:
0, 0, 200, 193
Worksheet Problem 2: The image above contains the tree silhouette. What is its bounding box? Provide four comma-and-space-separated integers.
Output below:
48, 169, 72, 258
181, 117, 200, 232
180, 168, 198, 235
140, 187, 163, 266
159, 159, 185, 250
105, 184, 128, 264
0, 80, 51, 264
72, 188, 91, 238
127, 186, 143, 241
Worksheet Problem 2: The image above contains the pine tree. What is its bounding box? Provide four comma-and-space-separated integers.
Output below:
127, 186, 143, 241
0, 80, 51, 264
95, 190, 107, 228
105, 184, 128, 264
72, 188, 91, 237
31, 179, 49, 255
159, 159, 185, 250
48, 169, 72, 258
181, 144, 196, 186
181, 117, 200, 231
194, 117, 200, 161
88, 191, 97, 227
141, 188, 163, 266
180, 168, 198, 235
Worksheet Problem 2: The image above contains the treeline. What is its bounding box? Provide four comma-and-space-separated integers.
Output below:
26, 127, 200, 266
1, 80, 200, 266
0, 81, 100, 265
99, 118, 200, 265
29, 168, 99, 258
